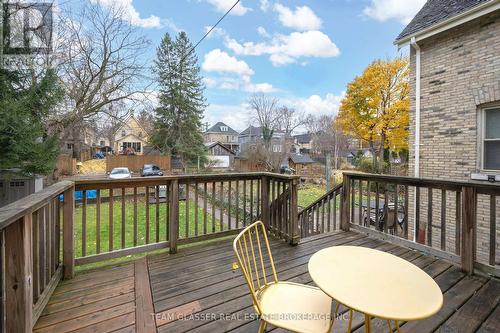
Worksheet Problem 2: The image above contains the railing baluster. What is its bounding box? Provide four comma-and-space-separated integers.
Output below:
204, 182, 208, 233
219, 181, 224, 231
427, 188, 433, 246
441, 189, 446, 251
244, 179, 248, 227
489, 194, 496, 266
195, 182, 199, 236
375, 182, 380, 229
212, 181, 216, 233
63, 186, 74, 279
327, 193, 331, 232
32, 210, 40, 302
96, 189, 101, 253
256, 179, 261, 218
145, 186, 149, 244
415, 186, 421, 243
132, 188, 137, 247
383, 185, 388, 234
351, 178, 355, 222
250, 180, 254, 224
185, 180, 189, 238
366, 181, 371, 227
394, 184, 398, 236
404, 185, 409, 239
456, 191, 461, 255
358, 180, 362, 226
333, 191, 337, 230
236, 180, 240, 228
155, 186, 160, 243
123, 188, 127, 248
169, 180, 179, 254
82, 190, 87, 257
40, 208, 46, 289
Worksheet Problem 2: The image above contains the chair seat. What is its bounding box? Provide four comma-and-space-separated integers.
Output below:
256, 281, 332, 333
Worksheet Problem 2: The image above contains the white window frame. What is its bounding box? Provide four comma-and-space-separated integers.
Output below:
480, 106, 500, 172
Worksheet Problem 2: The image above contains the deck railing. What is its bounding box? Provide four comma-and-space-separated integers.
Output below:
298, 184, 343, 238
340, 172, 499, 277
72, 173, 299, 265
0, 181, 74, 332
0, 172, 298, 332
1, 170, 498, 331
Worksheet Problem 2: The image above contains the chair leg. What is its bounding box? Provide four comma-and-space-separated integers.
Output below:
258, 319, 267, 333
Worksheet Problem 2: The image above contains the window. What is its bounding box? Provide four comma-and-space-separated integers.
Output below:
100, 140, 105, 146
67, 143, 74, 150
482, 107, 500, 170
220, 126, 228, 132
122, 142, 141, 152
272, 144, 282, 153
122, 130, 126, 137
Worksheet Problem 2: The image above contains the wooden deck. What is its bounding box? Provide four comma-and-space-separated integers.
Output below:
33, 231, 500, 333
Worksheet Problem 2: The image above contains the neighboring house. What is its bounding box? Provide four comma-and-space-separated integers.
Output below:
114, 115, 149, 155
239, 126, 286, 154
60, 124, 103, 160
287, 153, 319, 178
293, 132, 313, 154
395, 0, 500, 262
203, 122, 240, 153
205, 142, 236, 169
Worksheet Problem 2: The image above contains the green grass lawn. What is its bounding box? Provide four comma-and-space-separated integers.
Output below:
298, 185, 327, 208
74, 199, 221, 259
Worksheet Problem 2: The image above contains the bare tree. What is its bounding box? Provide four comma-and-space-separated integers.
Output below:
248, 93, 280, 147
306, 115, 348, 168
276, 106, 307, 136
51, 2, 151, 156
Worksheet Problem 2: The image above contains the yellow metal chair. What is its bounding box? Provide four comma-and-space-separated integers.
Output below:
233, 221, 334, 333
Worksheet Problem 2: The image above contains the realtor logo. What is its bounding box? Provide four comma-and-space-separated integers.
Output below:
1, 1, 53, 55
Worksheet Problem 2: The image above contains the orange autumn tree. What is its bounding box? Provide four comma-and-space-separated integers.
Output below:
336, 57, 410, 173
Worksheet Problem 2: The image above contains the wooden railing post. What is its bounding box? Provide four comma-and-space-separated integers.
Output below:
4, 215, 33, 333
340, 174, 351, 231
288, 178, 299, 245
63, 187, 74, 280
169, 179, 179, 254
461, 186, 477, 274
260, 175, 270, 229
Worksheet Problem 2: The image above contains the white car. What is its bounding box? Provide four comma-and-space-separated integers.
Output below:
108, 167, 132, 179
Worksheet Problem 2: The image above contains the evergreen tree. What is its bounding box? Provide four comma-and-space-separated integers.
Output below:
0, 68, 63, 175
151, 32, 207, 165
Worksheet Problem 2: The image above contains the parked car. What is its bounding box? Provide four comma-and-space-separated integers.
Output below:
141, 164, 163, 177
108, 167, 132, 179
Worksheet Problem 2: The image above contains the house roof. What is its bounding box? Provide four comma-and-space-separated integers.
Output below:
289, 153, 315, 164
293, 132, 312, 144
204, 141, 236, 155
240, 126, 285, 137
205, 122, 239, 135
396, 0, 495, 44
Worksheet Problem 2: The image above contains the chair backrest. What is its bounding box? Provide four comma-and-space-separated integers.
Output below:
233, 221, 278, 314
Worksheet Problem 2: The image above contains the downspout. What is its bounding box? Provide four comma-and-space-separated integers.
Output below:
410, 37, 421, 242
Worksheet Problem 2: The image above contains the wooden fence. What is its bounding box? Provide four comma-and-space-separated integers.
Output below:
56, 155, 76, 176
106, 155, 172, 173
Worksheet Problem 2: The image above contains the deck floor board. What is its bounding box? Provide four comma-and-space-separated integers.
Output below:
33, 230, 499, 333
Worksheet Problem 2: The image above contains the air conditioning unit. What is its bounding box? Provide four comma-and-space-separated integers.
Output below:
470, 173, 500, 182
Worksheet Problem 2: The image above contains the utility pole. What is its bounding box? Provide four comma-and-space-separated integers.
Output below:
326, 152, 332, 191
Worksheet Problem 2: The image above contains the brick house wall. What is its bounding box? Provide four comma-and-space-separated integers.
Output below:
406, 11, 500, 265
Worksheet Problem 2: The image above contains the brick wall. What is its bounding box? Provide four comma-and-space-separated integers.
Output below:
407, 11, 500, 265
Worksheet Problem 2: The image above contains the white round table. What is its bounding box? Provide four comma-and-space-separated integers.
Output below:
308, 246, 443, 332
